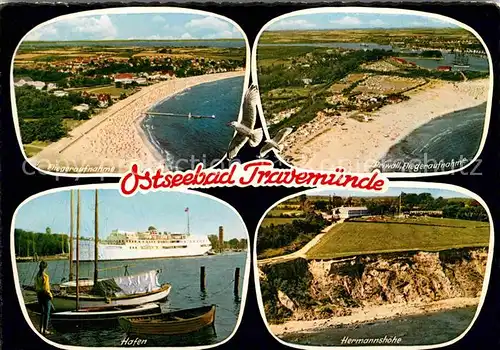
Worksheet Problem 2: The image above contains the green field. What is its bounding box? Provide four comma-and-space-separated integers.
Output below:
306, 217, 490, 259
259, 28, 476, 47
268, 208, 304, 216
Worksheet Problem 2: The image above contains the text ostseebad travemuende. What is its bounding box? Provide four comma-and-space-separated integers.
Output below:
119, 160, 388, 196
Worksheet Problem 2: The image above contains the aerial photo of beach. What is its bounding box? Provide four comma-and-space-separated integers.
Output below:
14, 187, 249, 346
12, 10, 247, 173
256, 185, 491, 346
256, 10, 491, 173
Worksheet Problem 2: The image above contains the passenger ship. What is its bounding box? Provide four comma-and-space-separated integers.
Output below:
72, 228, 212, 261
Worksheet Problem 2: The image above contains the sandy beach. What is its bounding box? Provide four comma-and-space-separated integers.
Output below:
30, 70, 245, 173
269, 297, 480, 337
282, 78, 489, 172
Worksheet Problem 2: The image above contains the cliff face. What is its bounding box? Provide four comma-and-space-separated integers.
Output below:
259, 248, 488, 323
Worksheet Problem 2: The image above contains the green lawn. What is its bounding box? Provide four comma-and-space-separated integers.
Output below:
306, 218, 490, 260
70, 85, 128, 96
268, 209, 304, 217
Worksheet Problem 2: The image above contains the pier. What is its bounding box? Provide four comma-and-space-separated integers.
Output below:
145, 111, 216, 119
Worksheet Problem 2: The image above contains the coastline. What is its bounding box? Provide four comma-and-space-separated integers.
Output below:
30, 70, 245, 173
269, 297, 480, 337
282, 78, 489, 172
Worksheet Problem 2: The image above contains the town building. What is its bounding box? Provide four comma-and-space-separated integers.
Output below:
14, 77, 33, 87
46, 83, 57, 91
333, 206, 370, 219
96, 94, 111, 108
53, 90, 68, 97
29, 81, 46, 90
437, 65, 452, 72
73, 103, 90, 112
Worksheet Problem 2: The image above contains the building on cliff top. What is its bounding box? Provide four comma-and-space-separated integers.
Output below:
333, 206, 370, 219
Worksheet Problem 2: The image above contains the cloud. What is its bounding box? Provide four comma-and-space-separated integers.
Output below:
25, 24, 58, 40
69, 15, 117, 39
270, 19, 317, 30
181, 32, 193, 39
185, 16, 230, 31
163, 23, 170, 30
410, 21, 425, 27
136, 34, 175, 40
152, 15, 166, 23
203, 30, 238, 39
330, 16, 362, 26
369, 19, 385, 27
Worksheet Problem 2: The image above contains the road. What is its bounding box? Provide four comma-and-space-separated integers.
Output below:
257, 219, 344, 266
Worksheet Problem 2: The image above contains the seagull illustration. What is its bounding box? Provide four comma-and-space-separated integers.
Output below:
259, 127, 293, 158
226, 84, 263, 159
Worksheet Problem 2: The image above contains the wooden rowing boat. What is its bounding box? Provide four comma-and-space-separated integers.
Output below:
26, 302, 162, 331
118, 305, 216, 335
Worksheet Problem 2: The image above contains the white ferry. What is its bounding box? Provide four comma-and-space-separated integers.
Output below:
72, 228, 212, 261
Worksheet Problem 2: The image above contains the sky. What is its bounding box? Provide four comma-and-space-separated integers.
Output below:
25, 13, 244, 41
15, 189, 247, 240
268, 13, 458, 31
313, 187, 469, 199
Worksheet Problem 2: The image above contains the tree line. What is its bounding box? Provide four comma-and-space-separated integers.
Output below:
16, 85, 100, 143
257, 212, 328, 255
363, 192, 488, 222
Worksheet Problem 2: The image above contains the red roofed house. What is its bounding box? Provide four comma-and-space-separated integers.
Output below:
437, 65, 452, 72
97, 93, 111, 107
393, 57, 407, 64
114, 73, 135, 84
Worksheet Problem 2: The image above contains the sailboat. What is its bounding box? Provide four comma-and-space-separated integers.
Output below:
25, 189, 171, 313
453, 52, 470, 69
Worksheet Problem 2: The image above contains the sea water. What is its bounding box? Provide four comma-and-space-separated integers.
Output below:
142, 76, 244, 171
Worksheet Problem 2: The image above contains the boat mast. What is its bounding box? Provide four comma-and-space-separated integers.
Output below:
186, 207, 190, 235
94, 189, 99, 286
69, 190, 74, 281
76, 189, 80, 311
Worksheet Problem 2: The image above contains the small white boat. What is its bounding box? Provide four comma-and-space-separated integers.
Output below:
33, 270, 172, 312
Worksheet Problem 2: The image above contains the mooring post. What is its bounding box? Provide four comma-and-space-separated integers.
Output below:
233, 267, 240, 297
200, 266, 206, 291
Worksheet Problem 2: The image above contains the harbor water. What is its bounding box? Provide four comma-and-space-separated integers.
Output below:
377, 103, 487, 173
259, 43, 488, 72
17, 252, 248, 347
142, 76, 244, 170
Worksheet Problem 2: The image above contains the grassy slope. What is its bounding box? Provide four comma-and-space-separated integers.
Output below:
306, 217, 490, 259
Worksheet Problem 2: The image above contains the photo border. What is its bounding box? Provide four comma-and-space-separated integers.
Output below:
251, 6, 494, 178
253, 181, 495, 349
11, 184, 252, 350
10, 6, 252, 178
